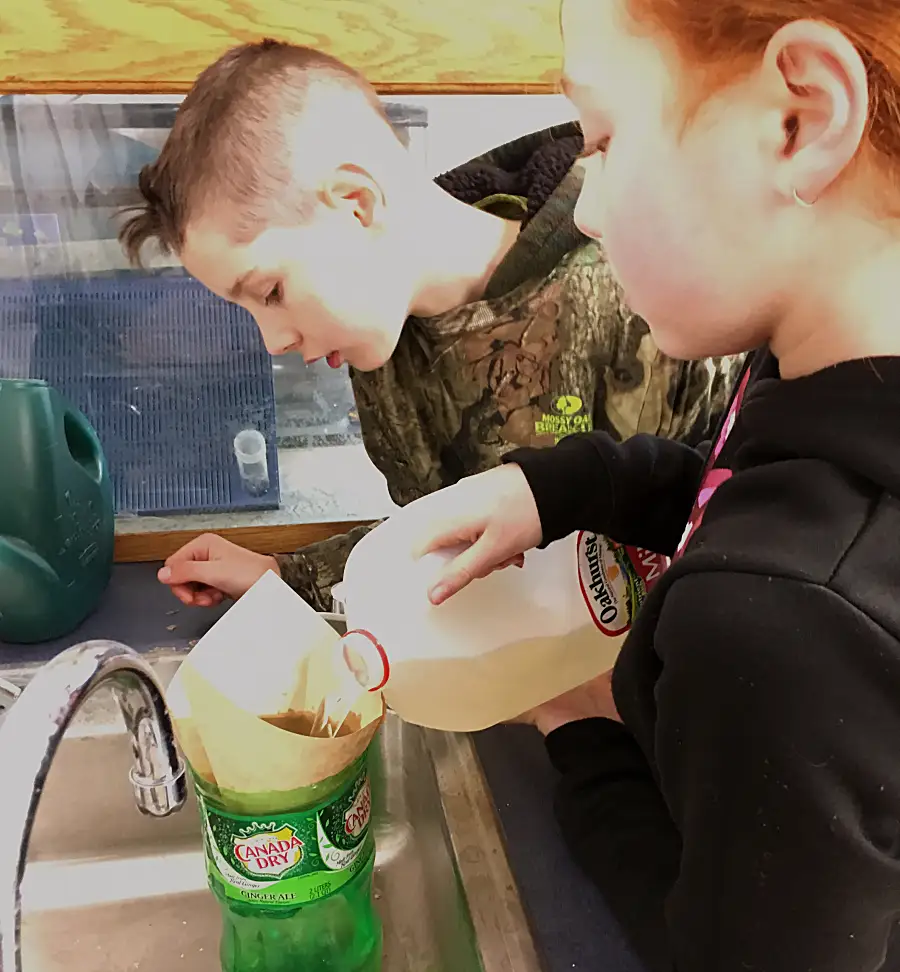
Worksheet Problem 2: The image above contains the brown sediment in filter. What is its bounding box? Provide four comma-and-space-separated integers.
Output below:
166, 570, 383, 794
262, 710, 363, 738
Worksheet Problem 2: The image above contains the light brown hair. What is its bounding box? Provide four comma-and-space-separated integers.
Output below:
118, 40, 386, 265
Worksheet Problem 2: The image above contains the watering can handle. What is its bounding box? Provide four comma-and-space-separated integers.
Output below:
61, 406, 104, 484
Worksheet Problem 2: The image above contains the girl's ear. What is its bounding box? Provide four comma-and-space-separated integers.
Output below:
762, 19, 869, 204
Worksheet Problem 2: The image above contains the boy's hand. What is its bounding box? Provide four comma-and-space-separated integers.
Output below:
407, 464, 542, 605
158, 534, 280, 606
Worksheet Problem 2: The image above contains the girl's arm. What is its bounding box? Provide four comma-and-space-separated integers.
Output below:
505, 431, 707, 556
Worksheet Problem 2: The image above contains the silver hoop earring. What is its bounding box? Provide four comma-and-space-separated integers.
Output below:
793, 188, 814, 208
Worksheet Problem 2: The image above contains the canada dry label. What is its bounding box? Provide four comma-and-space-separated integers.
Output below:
576, 532, 668, 636
197, 765, 374, 907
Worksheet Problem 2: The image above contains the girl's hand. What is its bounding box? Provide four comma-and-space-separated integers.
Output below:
517, 670, 622, 736
408, 464, 543, 604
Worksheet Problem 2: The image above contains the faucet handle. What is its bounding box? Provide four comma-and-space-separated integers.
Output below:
0, 677, 20, 710
129, 762, 187, 817
107, 665, 187, 820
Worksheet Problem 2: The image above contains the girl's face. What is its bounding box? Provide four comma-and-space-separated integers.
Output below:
562, 0, 802, 360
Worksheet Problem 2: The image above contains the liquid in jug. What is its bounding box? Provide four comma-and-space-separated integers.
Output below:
339, 525, 668, 732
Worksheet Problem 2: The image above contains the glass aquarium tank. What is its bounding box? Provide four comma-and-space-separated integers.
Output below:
0, 96, 426, 526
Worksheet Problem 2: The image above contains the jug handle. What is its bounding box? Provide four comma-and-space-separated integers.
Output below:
62, 407, 104, 484
342, 630, 390, 692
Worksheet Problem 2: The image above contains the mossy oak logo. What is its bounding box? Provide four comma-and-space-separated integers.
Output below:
577, 533, 667, 636
344, 780, 372, 838
554, 394, 583, 416
233, 825, 303, 877
536, 393, 593, 440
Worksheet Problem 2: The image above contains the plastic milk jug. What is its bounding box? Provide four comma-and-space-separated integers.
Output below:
339, 521, 668, 732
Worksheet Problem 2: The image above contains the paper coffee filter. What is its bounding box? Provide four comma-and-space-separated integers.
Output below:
177, 571, 340, 714
179, 661, 382, 793
167, 570, 383, 793
166, 673, 216, 784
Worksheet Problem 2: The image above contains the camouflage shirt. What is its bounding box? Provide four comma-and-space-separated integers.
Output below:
278, 125, 746, 609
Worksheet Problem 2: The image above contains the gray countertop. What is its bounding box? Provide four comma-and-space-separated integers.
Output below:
0, 563, 643, 972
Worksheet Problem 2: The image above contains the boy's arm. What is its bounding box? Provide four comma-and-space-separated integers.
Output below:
505, 431, 706, 555
275, 521, 383, 611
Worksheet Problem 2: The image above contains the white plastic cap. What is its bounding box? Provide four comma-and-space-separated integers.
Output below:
233, 429, 266, 463
233, 429, 270, 496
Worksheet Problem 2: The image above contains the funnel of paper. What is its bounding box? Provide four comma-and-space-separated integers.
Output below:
167, 570, 383, 804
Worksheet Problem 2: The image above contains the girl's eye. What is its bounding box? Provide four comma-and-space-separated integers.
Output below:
264, 283, 283, 307
578, 136, 610, 160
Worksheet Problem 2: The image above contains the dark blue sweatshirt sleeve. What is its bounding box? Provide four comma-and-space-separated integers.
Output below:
505, 432, 706, 556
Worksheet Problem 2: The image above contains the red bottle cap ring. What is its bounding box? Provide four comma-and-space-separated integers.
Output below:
343, 629, 390, 693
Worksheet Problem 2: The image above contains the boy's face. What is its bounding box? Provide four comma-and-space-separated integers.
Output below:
181, 197, 412, 372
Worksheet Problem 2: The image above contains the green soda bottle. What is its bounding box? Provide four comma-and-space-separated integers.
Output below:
194, 749, 382, 971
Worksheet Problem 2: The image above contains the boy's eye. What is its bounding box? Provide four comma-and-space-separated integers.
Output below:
578, 136, 610, 160
264, 283, 283, 307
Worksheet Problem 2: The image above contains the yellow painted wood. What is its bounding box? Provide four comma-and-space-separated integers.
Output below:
0, 0, 563, 93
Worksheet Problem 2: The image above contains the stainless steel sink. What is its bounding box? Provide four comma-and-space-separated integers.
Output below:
2, 649, 542, 972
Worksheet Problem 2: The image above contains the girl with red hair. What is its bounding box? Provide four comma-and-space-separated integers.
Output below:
406, 1, 900, 968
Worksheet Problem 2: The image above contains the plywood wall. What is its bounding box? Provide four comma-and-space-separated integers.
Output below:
1, 0, 563, 93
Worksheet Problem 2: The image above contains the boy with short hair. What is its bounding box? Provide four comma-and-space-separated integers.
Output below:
119, 39, 744, 610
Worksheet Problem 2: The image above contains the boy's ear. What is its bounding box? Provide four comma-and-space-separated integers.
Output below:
318, 163, 385, 228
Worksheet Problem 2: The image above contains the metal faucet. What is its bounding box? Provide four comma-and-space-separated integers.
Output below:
0, 640, 187, 972
0, 677, 20, 709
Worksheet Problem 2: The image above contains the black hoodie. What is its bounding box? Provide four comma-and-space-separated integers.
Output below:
507, 349, 900, 972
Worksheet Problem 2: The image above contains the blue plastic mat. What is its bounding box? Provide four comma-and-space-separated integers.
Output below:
0, 271, 279, 516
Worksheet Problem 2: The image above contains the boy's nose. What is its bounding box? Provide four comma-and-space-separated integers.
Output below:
259, 324, 301, 356
268, 340, 302, 356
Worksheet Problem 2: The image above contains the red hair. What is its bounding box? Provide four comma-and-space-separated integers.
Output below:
627, 1, 900, 183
